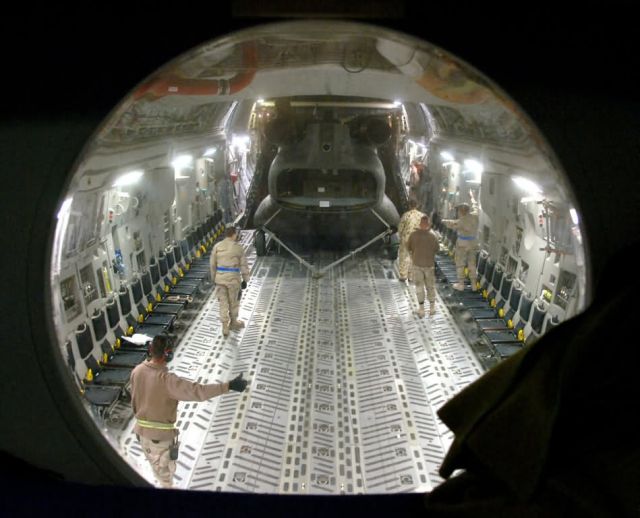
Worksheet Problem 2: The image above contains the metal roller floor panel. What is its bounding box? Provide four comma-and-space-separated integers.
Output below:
114, 236, 486, 494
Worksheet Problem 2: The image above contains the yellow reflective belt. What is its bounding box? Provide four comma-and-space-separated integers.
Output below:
136, 418, 175, 431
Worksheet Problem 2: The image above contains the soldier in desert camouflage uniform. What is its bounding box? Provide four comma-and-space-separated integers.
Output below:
397, 198, 425, 281
441, 191, 480, 291
210, 224, 250, 336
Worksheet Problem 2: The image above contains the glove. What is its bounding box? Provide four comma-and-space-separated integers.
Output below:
228, 373, 248, 392
241, 280, 247, 290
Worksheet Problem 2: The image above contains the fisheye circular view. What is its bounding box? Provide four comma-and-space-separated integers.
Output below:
47, 19, 590, 495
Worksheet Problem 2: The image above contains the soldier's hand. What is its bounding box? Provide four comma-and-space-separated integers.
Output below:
228, 373, 248, 392
241, 280, 247, 290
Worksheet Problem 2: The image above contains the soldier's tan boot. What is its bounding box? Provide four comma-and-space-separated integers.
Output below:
417, 304, 425, 318
222, 322, 230, 337
429, 304, 437, 316
230, 320, 245, 331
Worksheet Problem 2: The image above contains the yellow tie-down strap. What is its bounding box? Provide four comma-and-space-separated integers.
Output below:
136, 418, 175, 431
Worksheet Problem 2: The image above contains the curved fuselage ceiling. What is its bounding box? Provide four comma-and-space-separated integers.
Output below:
75, 22, 566, 202
57, 21, 587, 327
46, 20, 590, 491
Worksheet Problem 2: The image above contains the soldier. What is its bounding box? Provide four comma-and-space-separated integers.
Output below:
397, 198, 425, 281
210, 224, 250, 337
408, 160, 424, 201
441, 190, 480, 291
408, 215, 440, 317
130, 335, 248, 488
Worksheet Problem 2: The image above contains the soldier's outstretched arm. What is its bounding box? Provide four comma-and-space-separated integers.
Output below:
469, 190, 479, 215
441, 218, 458, 229
165, 372, 229, 402
228, 373, 248, 392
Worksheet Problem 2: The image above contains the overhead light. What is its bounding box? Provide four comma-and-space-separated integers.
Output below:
174, 170, 192, 180
462, 159, 483, 184
393, 100, 402, 106
171, 155, 193, 170
231, 134, 250, 151
203, 148, 217, 157
465, 174, 482, 184
569, 207, 579, 225
512, 175, 542, 195
440, 151, 454, 162
463, 159, 483, 174
256, 98, 265, 104
113, 170, 143, 187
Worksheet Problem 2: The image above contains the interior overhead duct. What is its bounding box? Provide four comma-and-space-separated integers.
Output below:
132, 42, 258, 101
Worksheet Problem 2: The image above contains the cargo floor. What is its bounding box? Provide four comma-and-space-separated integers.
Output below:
114, 238, 485, 494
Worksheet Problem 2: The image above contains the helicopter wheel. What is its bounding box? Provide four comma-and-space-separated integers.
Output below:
255, 229, 266, 256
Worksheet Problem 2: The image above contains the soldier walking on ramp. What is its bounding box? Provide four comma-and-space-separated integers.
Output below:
210, 224, 250, 337
397, 198, 425, 282
408, 215, 440, 317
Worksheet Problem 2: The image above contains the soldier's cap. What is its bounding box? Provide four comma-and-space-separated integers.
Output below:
456, 203, 470, 211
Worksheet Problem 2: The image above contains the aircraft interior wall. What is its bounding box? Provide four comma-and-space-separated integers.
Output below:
52, 93, 584, 491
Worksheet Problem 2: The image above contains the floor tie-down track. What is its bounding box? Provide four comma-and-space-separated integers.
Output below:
118, 246, 485, 494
